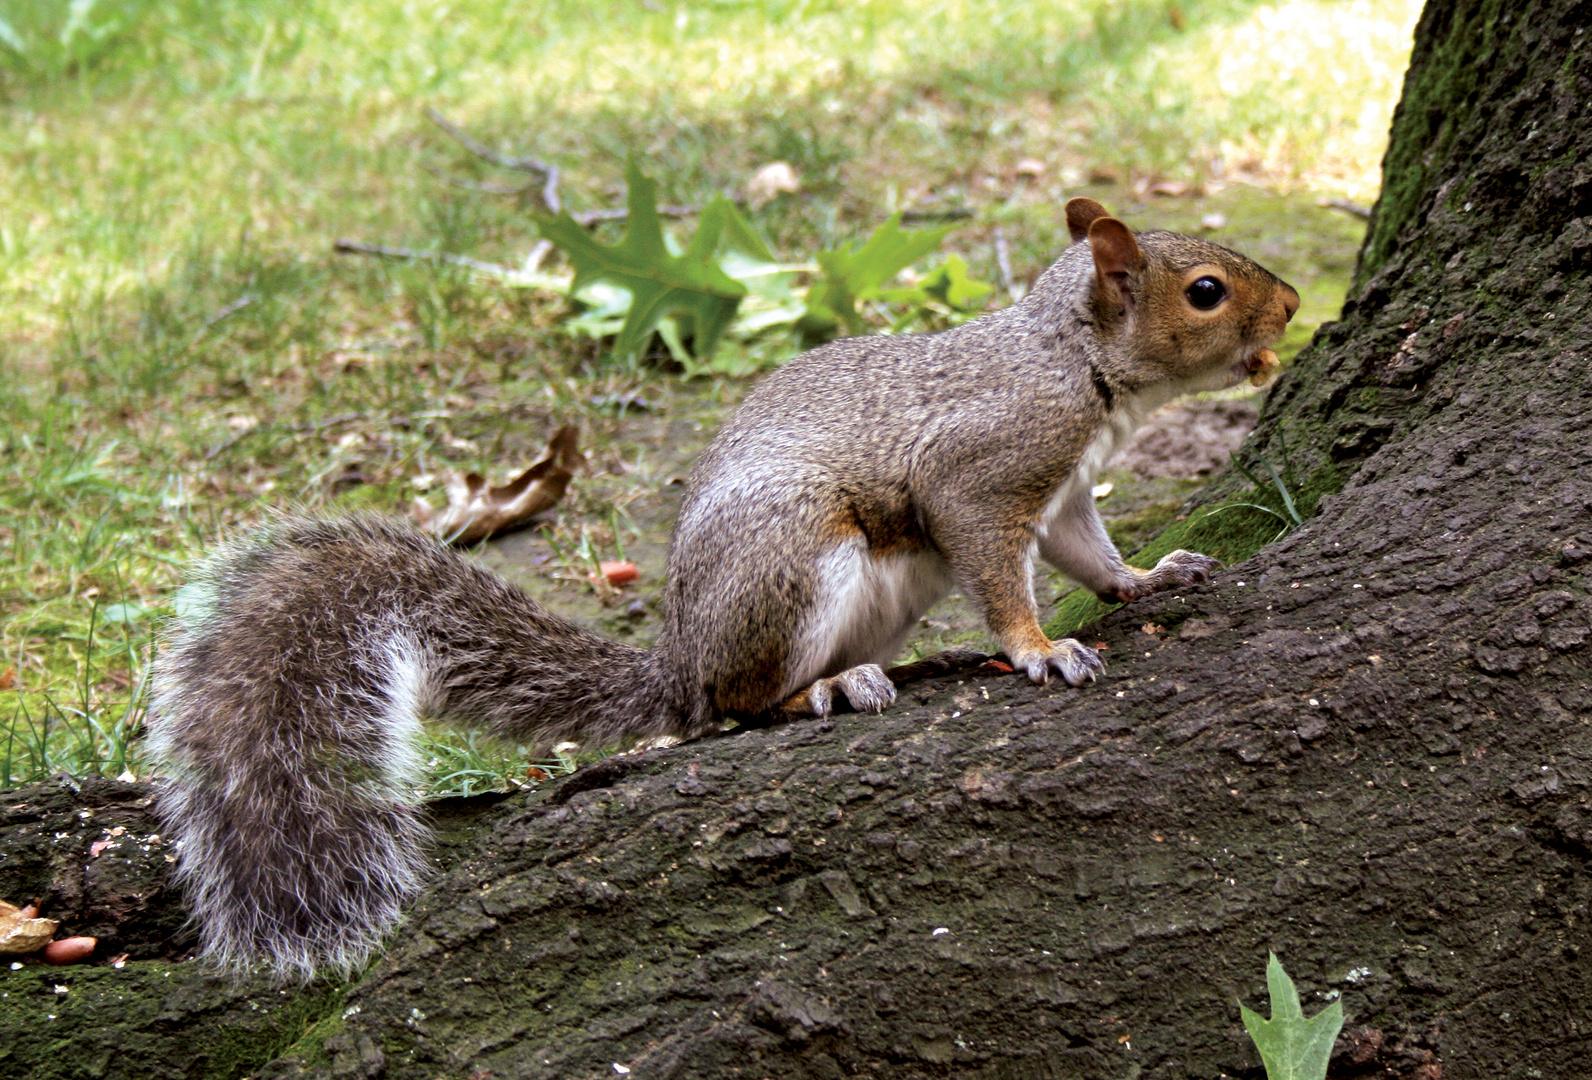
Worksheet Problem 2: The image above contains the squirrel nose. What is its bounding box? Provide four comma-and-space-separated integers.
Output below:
1280, 284, 1300, 322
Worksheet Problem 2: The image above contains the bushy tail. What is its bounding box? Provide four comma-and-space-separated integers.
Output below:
148, 514, 689, 978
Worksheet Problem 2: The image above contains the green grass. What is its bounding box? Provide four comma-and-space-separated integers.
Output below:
0, 0, 1420, 791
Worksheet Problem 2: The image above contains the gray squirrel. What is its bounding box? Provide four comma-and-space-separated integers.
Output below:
148, 198, 1299, 979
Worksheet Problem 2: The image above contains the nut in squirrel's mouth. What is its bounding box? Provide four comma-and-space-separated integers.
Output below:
1245, 348, 1280, 388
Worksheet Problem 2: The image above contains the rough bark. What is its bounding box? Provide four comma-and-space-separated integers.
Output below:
4, 0, 1592, 1076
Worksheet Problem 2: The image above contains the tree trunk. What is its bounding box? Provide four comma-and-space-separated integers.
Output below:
4, 1, 1592, 1077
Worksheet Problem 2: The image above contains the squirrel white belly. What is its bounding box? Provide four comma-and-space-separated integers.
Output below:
148, 198, 1299, 978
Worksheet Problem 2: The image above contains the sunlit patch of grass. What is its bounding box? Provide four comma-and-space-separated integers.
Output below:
1088, 0, 1425, 199
2, 0, 1420, 335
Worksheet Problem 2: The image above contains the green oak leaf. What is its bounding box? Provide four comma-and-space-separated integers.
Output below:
798, 212, 957, 341
679, 198, 805, 363
535, 161, 747, 363
659, 197, 809, 374
1240, 953, 1346, 1080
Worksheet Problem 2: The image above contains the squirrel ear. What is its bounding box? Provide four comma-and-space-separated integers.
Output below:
1087, 217, 1146, 316
1065, 197, 1111, 242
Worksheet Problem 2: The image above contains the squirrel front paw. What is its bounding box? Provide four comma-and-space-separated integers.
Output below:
1103, 549, 1223, 603
1012, 638, 1105, 687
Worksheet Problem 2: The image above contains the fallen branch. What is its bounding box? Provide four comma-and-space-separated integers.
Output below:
198, 293, 257, 333
423, 163, 540, 198
332, 239, 517, 276
569, 204, 698, 227
423, 168, 697, 228
523, 238, 555, 275
901, 206, 974, 223
424, 106, 563, 214
423, 110, 697, 230
185, 292, 258, 350
1322, 198, 1372, 220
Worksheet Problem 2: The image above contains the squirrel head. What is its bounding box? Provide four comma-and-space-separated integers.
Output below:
1065, 197, 1300, 392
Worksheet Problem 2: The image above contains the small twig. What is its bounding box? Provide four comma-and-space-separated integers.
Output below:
187, 293, 256, 348
569, 204, 698, 227
427, 163, 696, 227
333, 239, 516, 276
523, 239, 554, 274
1323, 198, 1372, 220
423, 110, 702, 237
201, 293, 257, 331
424, 106, 562, 214
901, 207, 975, 222
571, 207, 630, 225
204, 412, 366, 460
991, 225, 1017, 303
422, 106, 554, 176
423, 163, 539, 197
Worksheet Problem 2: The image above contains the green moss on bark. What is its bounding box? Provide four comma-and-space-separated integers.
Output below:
0, 961, 345, 1080
1356, 0, 1513, 287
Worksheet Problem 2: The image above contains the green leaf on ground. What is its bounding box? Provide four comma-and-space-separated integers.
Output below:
920, 253, 995, 311
879, 253, 996, 331
669, 196, 806, 373
0, 13, 25, 53
798, 212, 957, 340
535, 161, 747, 362
714, 220, 810, 339
1240, 953, 1346, 1080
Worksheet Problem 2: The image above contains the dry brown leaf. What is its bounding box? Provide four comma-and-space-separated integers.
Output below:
0, 898, 58, 955
0, 667, 13, 690
1131, 175, 1194, 199
746, 161, 800, 209
413, 425, 586, 545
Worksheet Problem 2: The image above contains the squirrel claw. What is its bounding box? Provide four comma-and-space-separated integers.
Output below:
1152, 550, 1222, 588
1018, 639, 1105, 688
833, 664, 897, 714
784, 664, 896, 718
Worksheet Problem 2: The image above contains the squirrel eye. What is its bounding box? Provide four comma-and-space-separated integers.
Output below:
1185, 276, 1226, 310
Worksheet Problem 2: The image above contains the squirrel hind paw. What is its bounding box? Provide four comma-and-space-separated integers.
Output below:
831, 664, 897, 714
782, 664, 897, 718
